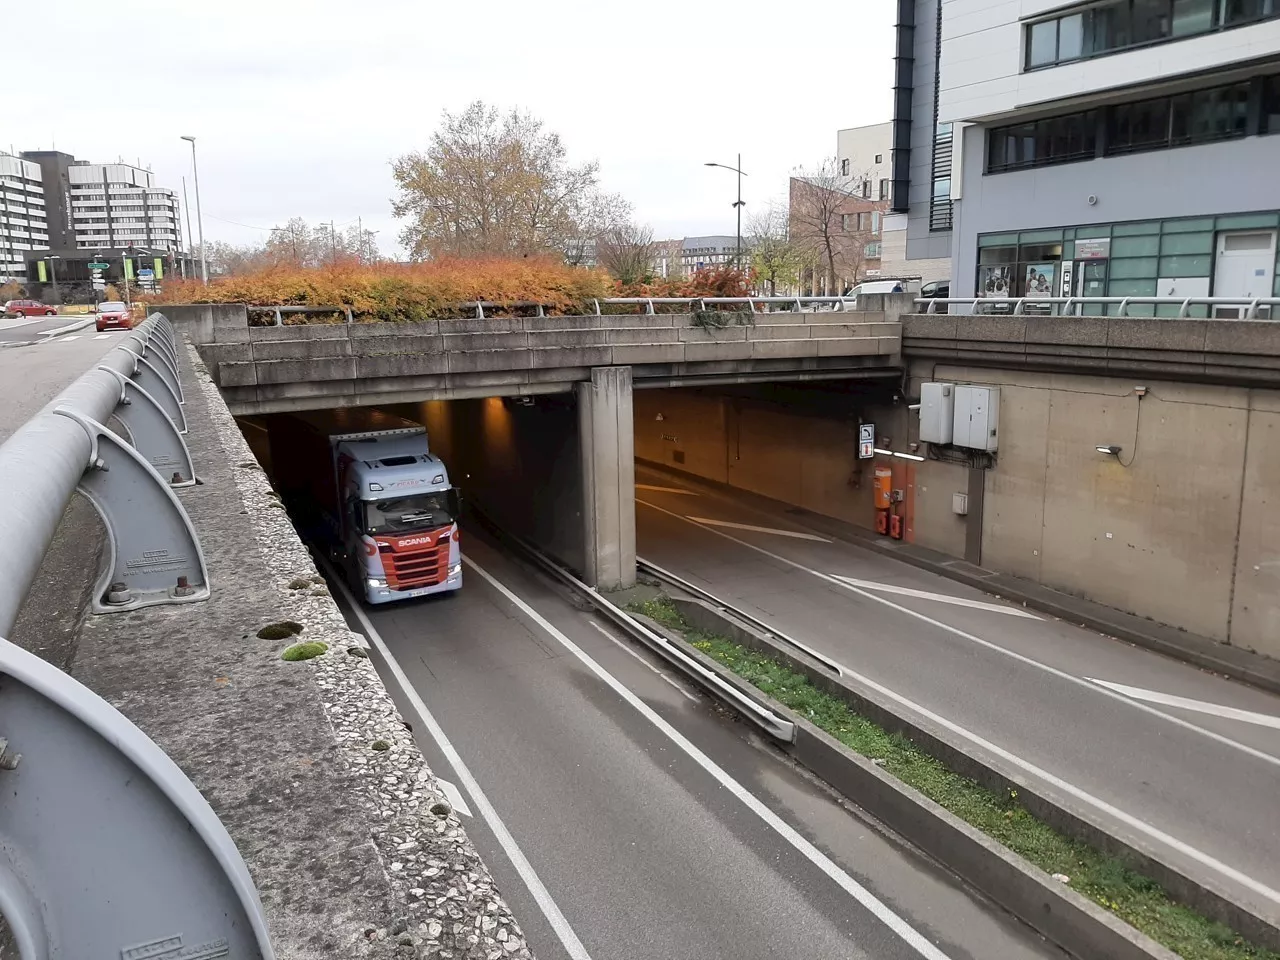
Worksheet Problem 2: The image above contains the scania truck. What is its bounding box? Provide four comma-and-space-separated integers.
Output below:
268, 410, 462, 603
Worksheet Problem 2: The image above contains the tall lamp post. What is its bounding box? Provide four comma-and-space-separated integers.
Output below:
180, 136, 208, 285
704, 155, 747, 271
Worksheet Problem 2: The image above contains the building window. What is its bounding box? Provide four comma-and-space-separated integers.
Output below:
878, 178, 889, 199
865, 241, 882, 259
872, 211, 881, 235
1025, 0, 1277, 70
929, 123, 954, 231
1264, 75, 1280, 133
874, 153, 883, 163
840, 158, 850, 177
861, 179, 871, 198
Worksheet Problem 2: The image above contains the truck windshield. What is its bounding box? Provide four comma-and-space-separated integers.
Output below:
363, 493, 453, 534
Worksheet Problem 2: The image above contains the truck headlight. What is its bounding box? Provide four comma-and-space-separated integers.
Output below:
367, 577, 387, 588
448, 563, 461, 577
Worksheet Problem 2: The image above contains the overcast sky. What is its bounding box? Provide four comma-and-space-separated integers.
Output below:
16, 0, 895, 257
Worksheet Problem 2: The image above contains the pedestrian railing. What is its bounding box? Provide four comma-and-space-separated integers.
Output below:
0, 313, 274, 959
915, 296, 1280, 318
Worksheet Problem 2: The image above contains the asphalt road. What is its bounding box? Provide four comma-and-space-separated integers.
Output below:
333, 529, 1063, 960
634, 464, 1280, 923
0, 322, 127, 440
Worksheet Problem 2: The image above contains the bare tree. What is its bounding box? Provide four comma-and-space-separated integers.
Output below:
392, 100, 621, 261
789, 158, 873, 295
747, 204, 803, 296
596, 222, 656, 285
564, 191, 632, 266
650, 237, 685, 280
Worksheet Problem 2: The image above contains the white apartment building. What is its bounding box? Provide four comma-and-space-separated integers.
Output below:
67, 162, 182, 254
837, 121, 950, 284
893, 0, 1280, 310
0, 155, 49, 282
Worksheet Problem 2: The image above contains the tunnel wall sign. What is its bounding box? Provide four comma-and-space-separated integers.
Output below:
859, 423, 875, 459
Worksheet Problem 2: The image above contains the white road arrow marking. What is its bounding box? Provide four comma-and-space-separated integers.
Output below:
1088, 678, 1280, 729
688, 516, 830, 542
832, 575, 1041, 620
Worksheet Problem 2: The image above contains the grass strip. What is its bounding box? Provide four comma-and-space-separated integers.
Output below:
627, 596, 1278, 960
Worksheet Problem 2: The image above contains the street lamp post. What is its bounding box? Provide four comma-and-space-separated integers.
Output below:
47, 255, 61, 305
705, 155, 747, 271
180, 136, 208, 285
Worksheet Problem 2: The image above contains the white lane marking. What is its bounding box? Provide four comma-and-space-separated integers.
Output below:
688, 516, 830, 542
59, 335, 80, 342
638, 498, 1280, 905
94, 333, 110, 340
642, 498, 1280, 768
327, 566, 593, 960
636, 483, 699, 495
588, 621, 700, 703
466, 554, 954, 960
1089, 678, 1280, 730
833, 575, 1042, 620
436, 777, 474, 817
0, 317, 43, 330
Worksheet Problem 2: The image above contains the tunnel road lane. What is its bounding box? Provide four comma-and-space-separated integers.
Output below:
330, 529, 1065, 960
633, 465, 1280, 921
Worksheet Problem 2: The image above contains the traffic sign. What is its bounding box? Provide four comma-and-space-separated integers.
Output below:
138, 269, 155, 280
858, 423, 875, 459
88, 262, 110, 270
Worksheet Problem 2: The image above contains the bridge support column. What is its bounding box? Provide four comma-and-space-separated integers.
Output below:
577, 366, 636, 590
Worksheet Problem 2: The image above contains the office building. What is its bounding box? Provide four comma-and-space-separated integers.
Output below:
892, 0, 1280, 312
0, 155, 50, 282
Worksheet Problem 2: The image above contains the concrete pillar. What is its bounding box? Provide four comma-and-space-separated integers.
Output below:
577, 366, 636, 590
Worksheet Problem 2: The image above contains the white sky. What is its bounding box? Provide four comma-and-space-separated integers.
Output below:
15, 0, 895, 258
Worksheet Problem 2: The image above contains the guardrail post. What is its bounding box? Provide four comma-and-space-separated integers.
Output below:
132, 330, 184, 404
273, 307, 282, 327
97, 367, 197, 486
592, 299, 601, 317
1118, 297, 1131, 316
1247, 298, 1260, 320
116, 346, 187, 435
645, 300, 655, 315
51, 407, 209, 614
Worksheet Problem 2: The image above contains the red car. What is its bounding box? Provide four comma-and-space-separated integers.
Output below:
3, 299, 57, 318
96, 302, 133, 332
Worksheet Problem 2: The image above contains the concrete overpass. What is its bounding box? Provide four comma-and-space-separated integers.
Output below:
168, 300, 908, 590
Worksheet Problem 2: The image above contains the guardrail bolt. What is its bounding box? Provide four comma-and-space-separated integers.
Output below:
173, 576, 195, 598
171, 472, 184, 484
106, 581, 132, 605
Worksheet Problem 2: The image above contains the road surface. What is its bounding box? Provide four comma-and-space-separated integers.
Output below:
634, 463, 1280, 923
332, 529, 1064, 960
0, 322, 126, 440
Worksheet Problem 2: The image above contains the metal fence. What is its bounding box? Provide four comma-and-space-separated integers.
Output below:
0, 313, 274, 958
915, 296, 1280, 318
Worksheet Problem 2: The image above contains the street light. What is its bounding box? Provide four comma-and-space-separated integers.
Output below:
180, 136, 208, 285
47, 255, 61, 305
705, 155, 747, 271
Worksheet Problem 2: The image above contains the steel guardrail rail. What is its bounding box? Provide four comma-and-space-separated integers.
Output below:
636, 557, 846, 677
467, 509, 796, 742
596, 295, 862, 315
915, 295, 1280, 318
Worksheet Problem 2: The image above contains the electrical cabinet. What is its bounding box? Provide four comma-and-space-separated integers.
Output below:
953, 386, 999, 452
919, 382, 955, 444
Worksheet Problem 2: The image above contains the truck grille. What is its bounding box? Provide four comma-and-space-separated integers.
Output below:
377, 529, 451, 589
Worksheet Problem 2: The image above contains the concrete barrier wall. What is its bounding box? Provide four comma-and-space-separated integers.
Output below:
908, 362, 1280, 657
392, 397, 587, 575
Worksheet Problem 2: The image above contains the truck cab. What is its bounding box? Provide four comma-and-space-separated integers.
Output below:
334, 429, 462, 603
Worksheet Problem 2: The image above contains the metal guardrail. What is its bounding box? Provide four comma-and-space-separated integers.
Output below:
257, 304, 354, 325
597, 295, 867, 315
0, 313, 274, 959
916, 296, 1280, 318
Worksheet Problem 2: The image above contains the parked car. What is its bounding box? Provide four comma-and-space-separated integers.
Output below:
95, 302, 133, 332
3, 299, 57, 318
919, 279, 951, 298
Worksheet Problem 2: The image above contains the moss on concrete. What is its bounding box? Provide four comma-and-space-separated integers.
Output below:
281, 641, 329, 662
257, 620, 304, 640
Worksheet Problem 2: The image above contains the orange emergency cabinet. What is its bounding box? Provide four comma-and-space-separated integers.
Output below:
873, 465, 893, 510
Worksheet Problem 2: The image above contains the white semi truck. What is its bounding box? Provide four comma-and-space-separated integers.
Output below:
269, 410, 462, 604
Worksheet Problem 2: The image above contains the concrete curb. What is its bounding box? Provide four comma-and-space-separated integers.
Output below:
636, 458, 1280, 696
35, 316, 96, 339
667, 595, 1280, 956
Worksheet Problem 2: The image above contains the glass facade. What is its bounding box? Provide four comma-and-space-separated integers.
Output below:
976, 211, 1280, 314
1024, 0, 1278, 70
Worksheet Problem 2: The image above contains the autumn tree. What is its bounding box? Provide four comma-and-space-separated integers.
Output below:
265, 218, 318, 266
748, 204, 803, 296
789, 159, 872, 295
595, 222, 657, 284
392, 100, 627, 261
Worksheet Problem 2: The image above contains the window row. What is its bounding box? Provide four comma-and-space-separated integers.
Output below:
988, 75, 1277, 172
1026, 0, 1278, 70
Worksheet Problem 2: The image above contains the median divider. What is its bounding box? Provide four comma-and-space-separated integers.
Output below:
656, 592, 1280, 960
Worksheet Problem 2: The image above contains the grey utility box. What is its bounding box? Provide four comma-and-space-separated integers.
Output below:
953, 385, 1000, 452
919, 383, 955, 444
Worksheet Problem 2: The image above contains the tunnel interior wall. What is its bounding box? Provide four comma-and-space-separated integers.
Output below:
390, 397, 587, 575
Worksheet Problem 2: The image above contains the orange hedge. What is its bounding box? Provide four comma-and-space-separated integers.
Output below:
152, 257, 613, 321
152, 258, 755, 321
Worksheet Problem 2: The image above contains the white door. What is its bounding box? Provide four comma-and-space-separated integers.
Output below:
1212, 231, 1276, 318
